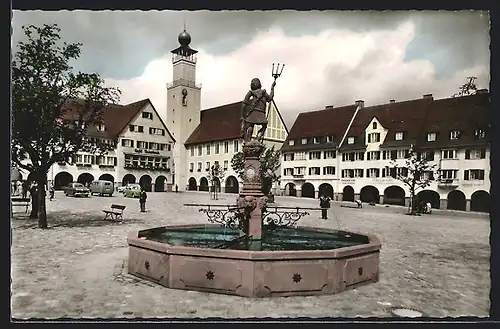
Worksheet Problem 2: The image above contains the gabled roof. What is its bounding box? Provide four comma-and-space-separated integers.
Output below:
62, 99, 176, 142
184, 99, 288, 146
337, 92, 489, 151
281, 104, 358, 151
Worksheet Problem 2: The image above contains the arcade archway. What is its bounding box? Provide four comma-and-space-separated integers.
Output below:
447, 190, 466, 211
301, 182, 315, 198
99, 173, 114, 182
360, 185, 380, 203
199, 177, 209, 191
284, 183, 297, 197
77, 173, 94, 186
188, 177, 197, 191
470, 190, 490, 213
139, 175, 152, 192
318, 183, 334, 199
225, 176, 239, 193
155, 175, 167, 192
383, 185, 405, 206
342, 186, 355, 202
122, 174, 136, 186
417, 190, 440, 209
54, 172, 73, 190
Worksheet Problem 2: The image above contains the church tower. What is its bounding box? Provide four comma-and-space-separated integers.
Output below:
166, 29, 202, 191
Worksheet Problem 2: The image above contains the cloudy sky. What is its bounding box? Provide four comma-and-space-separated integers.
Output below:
12, 10, 490, 127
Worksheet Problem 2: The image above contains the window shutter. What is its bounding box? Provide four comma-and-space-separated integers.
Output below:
359, 170, 364, 178
464, 170, 469, 180
480, 148, 486, 159
382, 151, 387, 160
114, 158, 117, 166
367, 152, 371, 161
479, 170, 485, 180
366, 169, 370, 178
382, 168, 386, 177
465, 150, 470, 159
162, 130, 165, 136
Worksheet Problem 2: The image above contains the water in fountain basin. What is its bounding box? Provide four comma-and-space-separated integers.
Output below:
140, 226, 369, 251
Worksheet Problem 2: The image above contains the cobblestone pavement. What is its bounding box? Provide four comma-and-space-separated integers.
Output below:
11, 191, 490, 319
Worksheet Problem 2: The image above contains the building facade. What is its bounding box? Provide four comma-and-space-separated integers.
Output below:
164, 29, 288, 193
280, 92, 490, 213
19, 99, 176, 192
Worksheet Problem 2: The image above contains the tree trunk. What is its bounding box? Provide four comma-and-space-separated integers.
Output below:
29, 187, 39, 219
37, 177, 48, 228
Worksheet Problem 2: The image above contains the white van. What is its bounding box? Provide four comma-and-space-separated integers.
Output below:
89, 180, 114, 196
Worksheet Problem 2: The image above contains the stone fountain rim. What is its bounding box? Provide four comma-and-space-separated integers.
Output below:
127, 224, 381, 261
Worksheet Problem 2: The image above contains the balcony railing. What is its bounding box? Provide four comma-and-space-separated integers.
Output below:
166, 79, 202, 90
124, 164, 170, 171
437, 178, 459, 187
292, 173, 305, 179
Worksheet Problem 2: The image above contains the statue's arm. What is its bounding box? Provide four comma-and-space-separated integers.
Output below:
266, 82, 276, 102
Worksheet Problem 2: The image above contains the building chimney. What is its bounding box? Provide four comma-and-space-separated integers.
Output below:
325, 105, 334, 109
423, 94, 433, 100
476, 89, 488, 95
355, 100, 364, 108
389, 99, 395, 103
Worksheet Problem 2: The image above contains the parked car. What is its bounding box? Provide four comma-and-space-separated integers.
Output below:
89, 180, 114, 196
123, 184, 141, 198
64, 183, 90, 197
117, 183, 135, 193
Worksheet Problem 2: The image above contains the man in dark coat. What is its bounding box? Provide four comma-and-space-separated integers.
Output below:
319, 193, 331, 219
139, 187, 147, 213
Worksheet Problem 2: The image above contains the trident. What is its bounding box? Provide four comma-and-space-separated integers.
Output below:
266, 63, 285, 123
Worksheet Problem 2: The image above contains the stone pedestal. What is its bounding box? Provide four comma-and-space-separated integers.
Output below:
238, 141, 266, 240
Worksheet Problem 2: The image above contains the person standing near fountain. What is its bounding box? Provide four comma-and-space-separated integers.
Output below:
139, 187, 147, 213
319, 193, 331, 219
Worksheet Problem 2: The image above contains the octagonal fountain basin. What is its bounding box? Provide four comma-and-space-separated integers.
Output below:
127, 224, 381, 297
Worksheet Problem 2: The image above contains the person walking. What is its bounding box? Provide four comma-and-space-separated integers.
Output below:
139, 186, 147, 213
49, 185, 55, 201
175, 184, 178, 193
319, 193, 331, 219
21, 180, 29, 199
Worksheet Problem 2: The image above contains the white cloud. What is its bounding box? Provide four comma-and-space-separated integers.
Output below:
105, 20, 489, 127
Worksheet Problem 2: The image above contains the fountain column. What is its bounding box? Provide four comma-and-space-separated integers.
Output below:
238, 140, 267, 240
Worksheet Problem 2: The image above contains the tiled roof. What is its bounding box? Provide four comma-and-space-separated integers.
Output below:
62, 99, 176, 142
281, 105, 358, 151
185, 101, 242, 145
339, 92, 489, 151
184, 100, 289, 145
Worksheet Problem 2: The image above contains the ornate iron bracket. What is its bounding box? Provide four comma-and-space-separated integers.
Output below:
184, 204, 247, 230
261, 206, 313, 228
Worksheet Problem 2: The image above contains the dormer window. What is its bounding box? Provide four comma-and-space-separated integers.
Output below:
475, 129, 485, 139
314, 137, 321, 144
97, 124, 105, 131
372, 122, 377, 129
427, 132, 437, 142
449, 130, 460, 140
326, 135, 334, 143
288, 140, 295, 146
347, 137, 355, 145
301, 138, 307, 145
395, 131, 404, 141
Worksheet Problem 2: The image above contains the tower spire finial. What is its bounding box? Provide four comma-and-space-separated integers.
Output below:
183, 14, 186, 31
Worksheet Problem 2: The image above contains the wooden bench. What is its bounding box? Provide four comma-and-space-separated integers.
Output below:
11, 197, 30, 214
103, 204, 126, 221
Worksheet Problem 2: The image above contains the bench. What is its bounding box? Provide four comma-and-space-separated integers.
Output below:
11, 197, 30, 214
103, 204, 126, 221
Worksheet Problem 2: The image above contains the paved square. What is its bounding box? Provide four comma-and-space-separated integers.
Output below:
11, 191, 490, 318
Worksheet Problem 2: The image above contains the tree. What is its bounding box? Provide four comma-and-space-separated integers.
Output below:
206, 163, 226, 200
453, 76, 478, 97
12, 24, 120, 228
230, 145, 281, 195
390, 147, 437, 215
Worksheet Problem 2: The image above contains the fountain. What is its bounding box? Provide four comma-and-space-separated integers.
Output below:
127, 64, 381, 297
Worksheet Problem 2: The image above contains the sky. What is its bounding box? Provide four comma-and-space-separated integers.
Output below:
12, 10, 490, 128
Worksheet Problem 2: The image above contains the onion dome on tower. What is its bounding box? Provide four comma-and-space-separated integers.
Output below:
171, 29, 198, 57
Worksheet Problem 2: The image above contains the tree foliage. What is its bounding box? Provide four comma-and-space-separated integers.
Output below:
453, 76, 478, 97
390, 147, 437, 215
230, 145, 281, 195
12, 24, 121, 228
